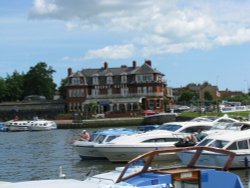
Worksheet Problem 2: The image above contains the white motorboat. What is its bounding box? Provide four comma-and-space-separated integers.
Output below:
190, 114, 239, 123
28, 120, 57, 131
0, 146, 244, 188
95, 121, 213, 162
5, 120, 30, 131
73, 128, 137, 159
178, 129, 250, 168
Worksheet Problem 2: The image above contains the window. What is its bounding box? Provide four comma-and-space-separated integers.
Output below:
136, 74, 153, 82
142, 138, 179, 143
149, 100, 154, 109
208, 140, 228, 148
72, 78, 80, 85
121, 87, 128, 96
121, 74, 127, 83
143, 87, 147, 94
148, 87, 153, 93
106, 136, 118, 142
238, 140, 249, 149
227, 142, 237, 150
156, 99, 161, 108
137, 87, 142, 94
197, 139, 213, 146
157, 124, 182, 132
108, 88, 112, 96
91, 89, 99, 96
180, 126, 212, 133
92, 76, 99, 85
106, 73, 113, 84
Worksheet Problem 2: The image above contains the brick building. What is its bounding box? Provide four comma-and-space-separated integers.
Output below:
65, 60, 166, 115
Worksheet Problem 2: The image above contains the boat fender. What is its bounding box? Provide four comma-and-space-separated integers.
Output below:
244, 157, 249, 168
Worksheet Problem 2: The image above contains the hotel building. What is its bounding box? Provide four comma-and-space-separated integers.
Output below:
65, 60, 166, 116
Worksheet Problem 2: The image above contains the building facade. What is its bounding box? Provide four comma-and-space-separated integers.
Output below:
65, 60, 166, 115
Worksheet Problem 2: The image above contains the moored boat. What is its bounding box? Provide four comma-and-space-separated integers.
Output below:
178, 129, 250, 168
28, 120, 57, 131
95, 121, 213, 162
73, 128, 137, 159
5, 120, 30, 131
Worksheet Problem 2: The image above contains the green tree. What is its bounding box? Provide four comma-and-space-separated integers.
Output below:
58, 78, 68, 100
5, 71, 24, 101
222, 94, 250, 105
178, 91, 196, 104
204, 91, 213, 106
0, 77, 7, 102
23, 62, 56, 99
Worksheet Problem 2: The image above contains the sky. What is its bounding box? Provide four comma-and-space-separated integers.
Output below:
1, 0, 250, 92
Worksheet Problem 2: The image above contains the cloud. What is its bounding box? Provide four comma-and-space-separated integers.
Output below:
29, 0, 250, 58
30, 0, 58, 16
84, 44, 136, 60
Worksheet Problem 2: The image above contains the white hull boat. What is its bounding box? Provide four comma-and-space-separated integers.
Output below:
73, 128, 137, 159
28, 120, 57, 131
178, 130, 250, 168
5, 120, 30, 131
97, 143, 177, 162
95, 121, 213, 162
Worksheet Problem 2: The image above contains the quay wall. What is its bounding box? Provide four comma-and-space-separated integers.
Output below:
56, 118, 143, 129
55, 113, 178, 129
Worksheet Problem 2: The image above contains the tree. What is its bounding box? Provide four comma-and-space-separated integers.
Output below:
23, 62, 56, 100
204, 91, 213, 106
0, 77, 7, 102
58, 78, 68, 100
5, 71, 24, 101
178, 91, 196, 104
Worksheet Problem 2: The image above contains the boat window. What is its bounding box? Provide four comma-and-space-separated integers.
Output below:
197, 139, 213, 146
217, 119, 236, 123
237, 140, 248, 150
227, 123, 242, 131
142, 138, 179, 143
179, 126, 211, 133
105, 135, 118, 142
156, 124, 182, 132
227, 142, 237, 150
95, 135, 106, 144
208, 140, 228, 148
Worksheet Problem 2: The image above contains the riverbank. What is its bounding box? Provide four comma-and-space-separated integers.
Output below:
55, 117, 143, 129
55, 113, 178, 129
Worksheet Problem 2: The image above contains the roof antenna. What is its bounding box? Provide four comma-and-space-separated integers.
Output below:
59, 166, 66, 179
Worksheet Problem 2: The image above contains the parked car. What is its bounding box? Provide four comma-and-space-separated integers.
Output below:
142, 110, 157, 116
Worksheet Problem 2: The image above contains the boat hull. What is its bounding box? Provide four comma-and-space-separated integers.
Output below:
73, 141, 106, 159
97, 145, 177, 162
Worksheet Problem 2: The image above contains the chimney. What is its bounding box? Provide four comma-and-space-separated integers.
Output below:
145, 60, 152, 66
67, 68, 72, 76
132, 60, 137, 69
104, 62, 108, 70
121, 65, 127, 68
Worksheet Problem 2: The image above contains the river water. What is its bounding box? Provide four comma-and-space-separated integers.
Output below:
0, 129, 249, 187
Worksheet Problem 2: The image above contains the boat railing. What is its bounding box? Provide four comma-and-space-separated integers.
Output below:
116, 146, 236, 183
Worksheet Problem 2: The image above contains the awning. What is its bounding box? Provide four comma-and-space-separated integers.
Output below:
97, 100, 112, 105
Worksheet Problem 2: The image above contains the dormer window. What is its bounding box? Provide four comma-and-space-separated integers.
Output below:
136, 74, 153, 82
106, 73, 113, 84
92, 74, 99, 85
71, 78, 80, 85
121, 73, 127, 83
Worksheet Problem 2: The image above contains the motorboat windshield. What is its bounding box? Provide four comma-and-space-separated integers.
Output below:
155, 124, 182, 132
197, 138, 229, 149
